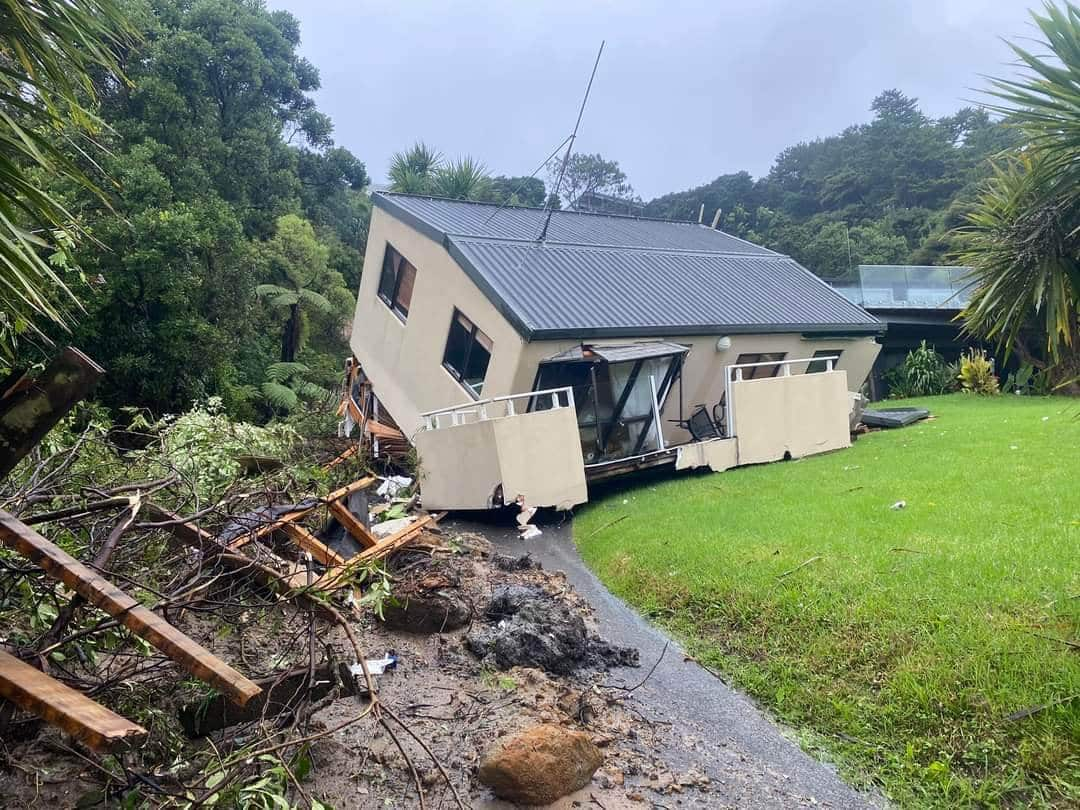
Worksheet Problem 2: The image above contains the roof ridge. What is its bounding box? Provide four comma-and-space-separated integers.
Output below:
450, 233, 786, 259
376, 190, 700, 227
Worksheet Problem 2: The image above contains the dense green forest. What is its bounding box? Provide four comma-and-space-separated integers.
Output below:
43, 0, 369, 420
644, 90, 1018, 278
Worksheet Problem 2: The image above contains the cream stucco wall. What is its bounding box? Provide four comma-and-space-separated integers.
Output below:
349, 207, 530, 437
351, 206, 881, 445
730, 369, 852, 465
414, 406, 587, 510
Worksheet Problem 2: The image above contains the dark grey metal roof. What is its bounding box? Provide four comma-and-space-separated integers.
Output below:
372, 192, 881, 340
541, 341, 690, 364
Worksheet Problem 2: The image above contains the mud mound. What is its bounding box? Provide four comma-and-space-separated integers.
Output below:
379, 558, 473, 633
466, 585, 638, 674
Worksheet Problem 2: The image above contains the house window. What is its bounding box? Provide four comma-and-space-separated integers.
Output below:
806, 349, 842, 373
732, 352, 787, 380
442, 310, 492, 398
377, 243, 417, 320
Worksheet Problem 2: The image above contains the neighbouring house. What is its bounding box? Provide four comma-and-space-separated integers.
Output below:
350, 192, 883, 510
831, 265, 986, 398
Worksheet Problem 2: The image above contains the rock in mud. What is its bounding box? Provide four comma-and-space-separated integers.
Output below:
466, 585, 638, 674
477, 723, 602, 805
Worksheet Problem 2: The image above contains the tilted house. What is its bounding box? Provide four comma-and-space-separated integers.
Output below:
350, 192, 882, 510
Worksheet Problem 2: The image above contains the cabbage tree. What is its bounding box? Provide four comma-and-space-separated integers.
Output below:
961, 1, 1080, 390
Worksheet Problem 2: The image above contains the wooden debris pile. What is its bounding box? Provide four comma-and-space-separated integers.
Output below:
335, 357, 410, 462
0, 346, 463, 808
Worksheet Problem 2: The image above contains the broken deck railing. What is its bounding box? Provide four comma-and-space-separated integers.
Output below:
723, 355, 840, 438
420, 386, 575, 429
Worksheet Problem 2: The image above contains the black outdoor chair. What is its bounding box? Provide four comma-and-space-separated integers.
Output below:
671, 403, 722, 441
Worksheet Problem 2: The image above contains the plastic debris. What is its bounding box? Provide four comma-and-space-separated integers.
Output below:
515, 495, 541, 540
351, 653, 398, 677
376, 475, 412, 498
520, 525, 542, 540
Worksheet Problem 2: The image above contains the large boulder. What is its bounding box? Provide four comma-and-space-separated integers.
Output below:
477, 724, 602, 805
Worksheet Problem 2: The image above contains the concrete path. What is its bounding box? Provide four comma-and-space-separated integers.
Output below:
450, 516, 885, 809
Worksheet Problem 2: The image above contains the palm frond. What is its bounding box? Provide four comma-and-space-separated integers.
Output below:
432, 157, 491, 201
0, 0, 136, 350
255, 283, 299, 309
265, 361, 311, 382
958, 151, 1080, 358
297, 287, 332, 313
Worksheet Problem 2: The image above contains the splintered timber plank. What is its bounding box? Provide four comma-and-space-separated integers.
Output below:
279, 522, 348, 567
328, 500, 378, 549
311, 513, 443, 591
0, 511, 261, 707
355, 513, 443, 563
0, 650, 146, 752
225, 477, 377, 551
0, 347, 105, 480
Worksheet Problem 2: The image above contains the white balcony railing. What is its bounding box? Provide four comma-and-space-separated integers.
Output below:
420, 386, 575, 431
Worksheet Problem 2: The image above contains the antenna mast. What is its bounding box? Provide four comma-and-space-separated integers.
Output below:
538, 40, 605, 242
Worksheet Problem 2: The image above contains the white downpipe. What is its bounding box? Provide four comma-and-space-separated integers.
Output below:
649, 374, 665, 451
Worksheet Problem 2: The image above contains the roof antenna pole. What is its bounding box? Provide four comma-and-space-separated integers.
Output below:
539, 40, 605, 242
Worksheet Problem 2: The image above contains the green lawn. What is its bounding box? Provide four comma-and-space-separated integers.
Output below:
576, 395, 1079, 808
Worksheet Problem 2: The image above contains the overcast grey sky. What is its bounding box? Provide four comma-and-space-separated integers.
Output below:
269, 0, 1039, 200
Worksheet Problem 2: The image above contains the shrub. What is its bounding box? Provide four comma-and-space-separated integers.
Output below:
158, 397, 298, 499
958, 349, 1000, 395
1002, 362, 1053, 395
886, 341, 954, 398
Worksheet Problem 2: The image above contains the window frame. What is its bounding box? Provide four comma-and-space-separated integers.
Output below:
376, 242, 417, 321
441, 309, 493, 399
806, 349, 842, 374
732, 352, 787, 380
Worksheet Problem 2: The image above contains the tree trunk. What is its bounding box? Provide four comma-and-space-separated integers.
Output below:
281, 303, 300, 363
0, 348, 104, 480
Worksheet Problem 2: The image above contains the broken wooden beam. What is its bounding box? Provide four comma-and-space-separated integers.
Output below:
324, 445, 358, 470
0, 511, 261, 707
311, 512, 444, 591
177, 662, 366, 737
224, 476, 377, 551
279, 522, 348, 567
0, 650, 146, 752
0, 347, 105, 480
328, 500, 378, 549
143, 503, 338, 621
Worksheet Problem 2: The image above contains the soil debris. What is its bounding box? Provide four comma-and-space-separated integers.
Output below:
493, 552, 542, 572
466, 584, 639, 674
